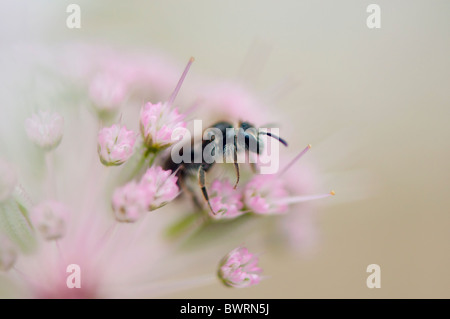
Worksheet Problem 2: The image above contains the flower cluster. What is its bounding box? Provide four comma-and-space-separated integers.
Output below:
0, 46, 336, 299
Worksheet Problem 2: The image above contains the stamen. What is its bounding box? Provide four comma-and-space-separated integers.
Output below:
278, 144, 311, 177
274, 190, 335, 205
167, 57, 195, 106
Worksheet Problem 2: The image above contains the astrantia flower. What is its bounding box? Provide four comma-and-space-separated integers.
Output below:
0, 46, 337, 299
140, 166, 179, 210
209, 179, 244, 219
97, 124, 136, 166
0, 237, 17, 271
112, 181, 149, 223
31, 201, 69, 240
25, 111, 64, 151
244, 175, 289, 214
140, 102, 186, 149
218, 246, 262, 288
0, 159, 17, 202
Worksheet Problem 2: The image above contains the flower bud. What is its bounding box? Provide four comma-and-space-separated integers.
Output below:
244, 175, 289, 214
97, 124, 136, 166
218, 246, 262, 288
25, 111, 64, 151
112, 181, 149, 223
31, 201, 69, 240
89, 72, 127, 113
209, 179, 244, 219
140, 166, 179, 210
139, 102, 186, 150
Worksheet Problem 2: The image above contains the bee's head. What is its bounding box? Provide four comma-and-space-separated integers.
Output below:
238, 120, 288, 154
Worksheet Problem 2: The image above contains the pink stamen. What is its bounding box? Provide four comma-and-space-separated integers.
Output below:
274, 190, 335, 206
278, 144, 311, 177
167, 57, 195, 107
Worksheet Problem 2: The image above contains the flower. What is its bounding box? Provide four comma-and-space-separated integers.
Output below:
0, 159, 17, 202
89, 72, 128, 112
112, 181, 149, 223
31, 201, 69, 240
0, 44, 336, 299
139, 57, 193, 150
97, 124, 136, 166
244, 175, 289, 214
0, 236, 17, 272
140, 102, 186, 149
140, 166, 179, 210
218, 246, 262, 288
209, 179, 244, 219
112, 167, 179, 222
25, 111, 64, 151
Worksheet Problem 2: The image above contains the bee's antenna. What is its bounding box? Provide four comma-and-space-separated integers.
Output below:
168, 57, 195, 107
259, 131, 288, 147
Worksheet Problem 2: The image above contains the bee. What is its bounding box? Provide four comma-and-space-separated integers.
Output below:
163, 121, 288, 214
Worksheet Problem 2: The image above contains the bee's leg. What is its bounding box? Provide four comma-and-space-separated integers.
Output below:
233, 134, 240, 189
250, 161, 258, 174
247, 150, 259, 174
178, 174, 202, 210
198, 165, 215, 215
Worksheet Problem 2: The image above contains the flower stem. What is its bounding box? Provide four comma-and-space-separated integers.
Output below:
114, 274, 216, 298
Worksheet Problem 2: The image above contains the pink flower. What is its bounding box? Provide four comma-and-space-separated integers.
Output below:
218, 246, 262, 288
244, 175, 289, 214
209, 179, 244, 219
0, 159, 17, 202
139, 102, 186, 149
139, 57, 193, 150
112, 181, 149, 223
112, 167, 179, 222
25, 111, 64, 151
97, 124, 136, 166
31, 201, 69, 240
0, 236, 17, 272
89, 72, 128, 112
140, 166, 179, 210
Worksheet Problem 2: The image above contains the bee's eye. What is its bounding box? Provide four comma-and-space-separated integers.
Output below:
244, 133, 260, 154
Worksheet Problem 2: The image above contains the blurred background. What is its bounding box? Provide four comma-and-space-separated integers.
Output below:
1, 0, 449, 298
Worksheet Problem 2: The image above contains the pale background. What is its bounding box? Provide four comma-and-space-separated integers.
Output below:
1, 0, 449, 298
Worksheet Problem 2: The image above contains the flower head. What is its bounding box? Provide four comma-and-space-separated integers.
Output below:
244, 175, 289, 214
0, 159, 17, 202
112, 181, 149, 223
31, 201, 69, 240
0, 236, 17, 272
218, 246, 262, 288
209, 179, 244, 219
140, 102, 186, 149
25, 111, 64, 151
97, 124, 136, 166
140, 166, 179, 210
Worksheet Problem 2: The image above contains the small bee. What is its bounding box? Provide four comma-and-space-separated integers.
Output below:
163, 121, 288, 214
